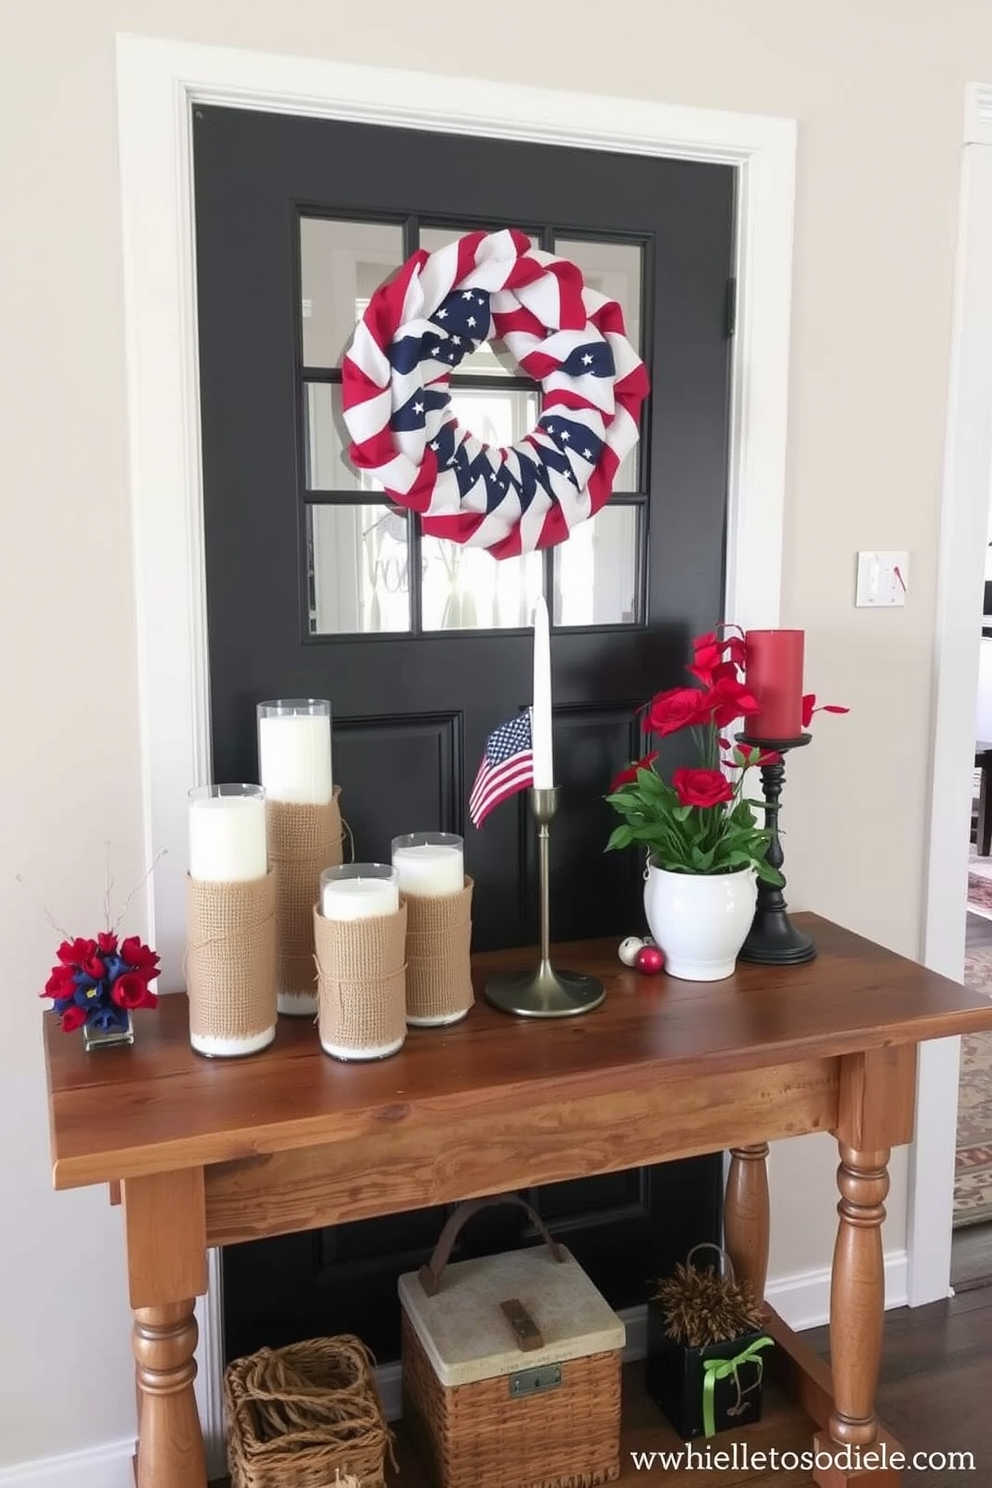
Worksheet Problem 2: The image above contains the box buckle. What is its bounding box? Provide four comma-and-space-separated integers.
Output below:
508, 1363, 562, 1398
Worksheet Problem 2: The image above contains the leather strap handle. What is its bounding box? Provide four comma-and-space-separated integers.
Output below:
418, 1194, 568, 1297
500, 1298, 544, 1351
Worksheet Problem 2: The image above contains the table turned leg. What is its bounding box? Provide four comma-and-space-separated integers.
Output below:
828, 1143, 889, 1448
133, 1303, 205, 1488
812, 1045, 915, 1486
122, 1169, 208, 1488
724, 1143, 770, 1302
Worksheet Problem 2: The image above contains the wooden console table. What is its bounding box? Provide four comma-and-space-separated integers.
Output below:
43, 915, 992, 1487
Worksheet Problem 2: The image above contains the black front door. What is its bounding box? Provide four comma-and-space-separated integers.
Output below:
193, 105, 734, 1363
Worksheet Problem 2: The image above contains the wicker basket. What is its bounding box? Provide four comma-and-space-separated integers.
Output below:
224, 1334, 393, 1488
399, 1195, 623, 1488
402, 1314, 620, 1488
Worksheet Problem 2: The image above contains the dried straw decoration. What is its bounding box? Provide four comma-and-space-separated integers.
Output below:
652, 1245, 763, 1349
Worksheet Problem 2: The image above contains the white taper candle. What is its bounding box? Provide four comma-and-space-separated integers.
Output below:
531, 595, 554, 788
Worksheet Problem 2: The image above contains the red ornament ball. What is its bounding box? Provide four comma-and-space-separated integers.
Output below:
635, 944, 665, 975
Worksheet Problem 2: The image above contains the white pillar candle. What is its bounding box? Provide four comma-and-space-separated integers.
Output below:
188, 788, 267, 882
392, 835, 464, 897
317, 864, 403, 1061
257, 701, 333, 804
531, 595, 554, 788
321, 875, 399, 920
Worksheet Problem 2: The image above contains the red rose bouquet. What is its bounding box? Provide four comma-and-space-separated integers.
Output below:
606, 628, 784, 881
41, 930, 160, 1034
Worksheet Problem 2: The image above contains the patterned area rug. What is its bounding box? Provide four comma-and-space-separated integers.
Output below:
955, 942, 992, 1227
967, 874, 992, 922
968, 850, 992, 921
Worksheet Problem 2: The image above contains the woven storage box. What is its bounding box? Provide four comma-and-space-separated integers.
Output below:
223, 1334, 393, 1488
399, 1195, 624, 1488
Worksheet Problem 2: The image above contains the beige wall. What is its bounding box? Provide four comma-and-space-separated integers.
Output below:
0, 0, 983, 1469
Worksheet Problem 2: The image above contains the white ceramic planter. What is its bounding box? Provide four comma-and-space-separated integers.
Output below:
643, 863, 757, 981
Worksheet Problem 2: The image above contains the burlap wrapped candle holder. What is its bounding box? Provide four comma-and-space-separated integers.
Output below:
186, 871, 277, 1057
266, 787, 344, 1017
404, 877, 474, 1026
313, 899, 408, 1061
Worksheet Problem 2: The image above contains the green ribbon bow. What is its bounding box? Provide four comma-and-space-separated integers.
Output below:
701, 1336, 774, 1439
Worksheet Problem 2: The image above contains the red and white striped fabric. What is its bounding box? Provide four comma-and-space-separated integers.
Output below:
341, 228, 649, 560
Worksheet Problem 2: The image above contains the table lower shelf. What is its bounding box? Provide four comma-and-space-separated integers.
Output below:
209, 1363, 821, 1488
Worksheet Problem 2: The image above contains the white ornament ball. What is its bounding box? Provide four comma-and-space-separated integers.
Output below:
618, 936, 645, 967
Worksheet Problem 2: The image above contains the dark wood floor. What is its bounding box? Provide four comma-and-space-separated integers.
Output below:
951, 1219, 992, 1290
804, 1281, 990, 1486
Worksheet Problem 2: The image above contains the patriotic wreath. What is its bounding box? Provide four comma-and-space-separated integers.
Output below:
341, 228, 649, 559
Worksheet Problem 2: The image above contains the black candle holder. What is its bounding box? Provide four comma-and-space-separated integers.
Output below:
735, 732, 815, 965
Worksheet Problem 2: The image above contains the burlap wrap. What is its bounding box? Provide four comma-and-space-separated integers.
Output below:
186, 872, 277, 1042
314, 899, 407, 1057
266, 790, 344, 1001
403, 877, 474, 1023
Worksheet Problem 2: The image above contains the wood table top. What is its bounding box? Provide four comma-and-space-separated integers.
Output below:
43, 914, 992, 1190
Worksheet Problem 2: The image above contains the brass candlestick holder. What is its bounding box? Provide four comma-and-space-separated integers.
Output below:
484, 787, 605, 1018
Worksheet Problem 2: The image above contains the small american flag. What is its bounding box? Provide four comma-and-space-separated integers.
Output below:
469, 711, 534, 828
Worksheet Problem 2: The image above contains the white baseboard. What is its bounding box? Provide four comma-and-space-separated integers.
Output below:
765, 1248, 909, 1333
0, 1438, 135, 1488
0, 1250, 910, 1482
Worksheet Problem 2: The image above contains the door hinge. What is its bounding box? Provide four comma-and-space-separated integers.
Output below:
725, 278, 737, 338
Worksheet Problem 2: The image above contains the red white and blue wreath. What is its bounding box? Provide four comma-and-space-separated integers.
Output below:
341, 228, 650, 559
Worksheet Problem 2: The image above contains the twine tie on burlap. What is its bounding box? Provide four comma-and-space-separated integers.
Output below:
314, 899, 408, 1057
266, 789, 346, 1001
404, 878, 474, 1023
185, 871, 277, 1043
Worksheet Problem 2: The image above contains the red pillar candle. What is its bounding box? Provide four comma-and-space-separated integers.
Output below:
744, 629, 805, 740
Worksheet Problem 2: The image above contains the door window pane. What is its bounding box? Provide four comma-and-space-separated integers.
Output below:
554, 237, 643, 356
421, 538, 543, 632
304, 383, 383, 493
446, 387, 539, 447
418, 227, 540, 379
553, 504, 640, 626
300, 219, 404, 367
556, 238, 643, 492
307, 505, 411, 634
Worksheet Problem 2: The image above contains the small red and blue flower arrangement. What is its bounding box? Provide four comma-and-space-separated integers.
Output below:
42, 931, 160, 1048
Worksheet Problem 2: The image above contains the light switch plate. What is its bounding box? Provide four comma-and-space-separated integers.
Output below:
856, 551, 909, 607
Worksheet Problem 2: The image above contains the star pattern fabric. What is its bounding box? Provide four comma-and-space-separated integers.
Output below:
341, 227, 649, 559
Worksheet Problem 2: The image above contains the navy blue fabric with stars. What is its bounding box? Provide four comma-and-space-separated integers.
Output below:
483, 710, 532, 767
386, 289, 492, 378
428, 288, 493, 367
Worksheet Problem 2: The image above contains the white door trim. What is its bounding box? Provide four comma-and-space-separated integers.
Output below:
915, 92, 992, 1306
114, 33, 797, 1476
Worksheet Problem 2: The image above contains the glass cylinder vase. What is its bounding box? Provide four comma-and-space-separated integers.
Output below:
186, 783, 276, 1057
257, 699, 333, 805
392, 833, 472, 1027
316, 864, 405, 1061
